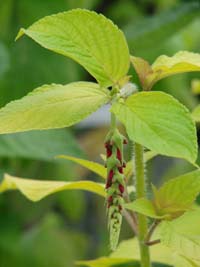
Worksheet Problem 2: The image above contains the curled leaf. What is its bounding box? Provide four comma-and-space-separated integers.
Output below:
0, 174, 106, 201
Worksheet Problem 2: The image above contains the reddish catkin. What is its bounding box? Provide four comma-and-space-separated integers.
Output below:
104, 129, 127, 250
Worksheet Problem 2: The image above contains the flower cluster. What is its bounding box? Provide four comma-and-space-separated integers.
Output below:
104, 129, 127, 250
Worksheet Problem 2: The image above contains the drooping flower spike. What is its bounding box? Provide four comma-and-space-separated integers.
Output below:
104, 129, 128, 250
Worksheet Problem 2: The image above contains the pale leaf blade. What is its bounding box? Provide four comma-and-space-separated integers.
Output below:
124, 198, 166, 219
111, 92, 197, 163
0, 82, 110, 134
77, 238, 172, 267
0, 174, 106, 201
57, 155, 106, 179
16, 9, 130, 87
159, 209, 200, 262
153, 169, 200, 216
148, 51, 200, 88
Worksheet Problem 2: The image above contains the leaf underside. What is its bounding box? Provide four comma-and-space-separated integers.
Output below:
0, 174, 106, 201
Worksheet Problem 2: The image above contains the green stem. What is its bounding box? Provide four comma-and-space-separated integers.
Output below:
111, 112, 117, 130
134, 143, 151, 267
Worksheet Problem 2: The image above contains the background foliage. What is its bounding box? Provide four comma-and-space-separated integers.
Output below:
0, 0, 199, 266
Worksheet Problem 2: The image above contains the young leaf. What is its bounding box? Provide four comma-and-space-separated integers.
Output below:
111, 91, 197, 163
124, 198, 167, 219
131, 51, 200, 90
159, 208, 200, 262
0, 174, 106, 201
78, 238, 172, 266
16, 9, 130, 87
0, 82, 110, 134
57, 155, 106, 179
153, 169, 200, 218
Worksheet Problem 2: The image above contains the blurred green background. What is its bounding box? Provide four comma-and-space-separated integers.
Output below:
0, 0, 200, 266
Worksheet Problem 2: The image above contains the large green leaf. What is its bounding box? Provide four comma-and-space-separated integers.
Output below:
125, 170, 200, 219
0, 82, 110, 134
131, 51, 200, 90
159, 208, 200, 263
153, 170, 200, 218
111, 91, 197, 163
16, 9, 130, 87
174, 254, 199, 267
57, 155, 106, 179
77, 238, 172, 267
0, 174, 106, 201
0, 129, 81, 161
125, 2, 200, 56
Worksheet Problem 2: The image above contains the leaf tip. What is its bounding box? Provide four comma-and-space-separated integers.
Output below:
15, 28, 26, 41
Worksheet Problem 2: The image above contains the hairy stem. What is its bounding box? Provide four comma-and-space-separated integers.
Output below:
134, 143, 151, 267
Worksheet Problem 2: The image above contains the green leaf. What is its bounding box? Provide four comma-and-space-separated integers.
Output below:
131, 51, 200, 90
124, 198, 167, 219
0, 81, 110, 134
57, 155, 106, 179
192, 105, 200, 122
150, 51, 200, 85
0, 129, 82, 161
110, 238, 172, 265
111, 91, 197, 163
174, 253, 199, 267
153, 169, 200, 218
125, 2, 200, 56
16, 9, 130, 87
0, 173, 106, 201
78, 238, 172, 266
159, 208, 200, 262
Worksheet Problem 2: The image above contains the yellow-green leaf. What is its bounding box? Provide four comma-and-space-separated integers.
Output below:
131, 51, 200, 90
0, 82, 110, 134
0, 174, 106, 201
174, 253, 199, 267
153, 169, 200, 218
16, 9, 130, 87
77, 238, 172, 266
159, 208, 200, 262
111, 92, 197, 163
57, 155, 106, 179
124, 198, 167, 219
